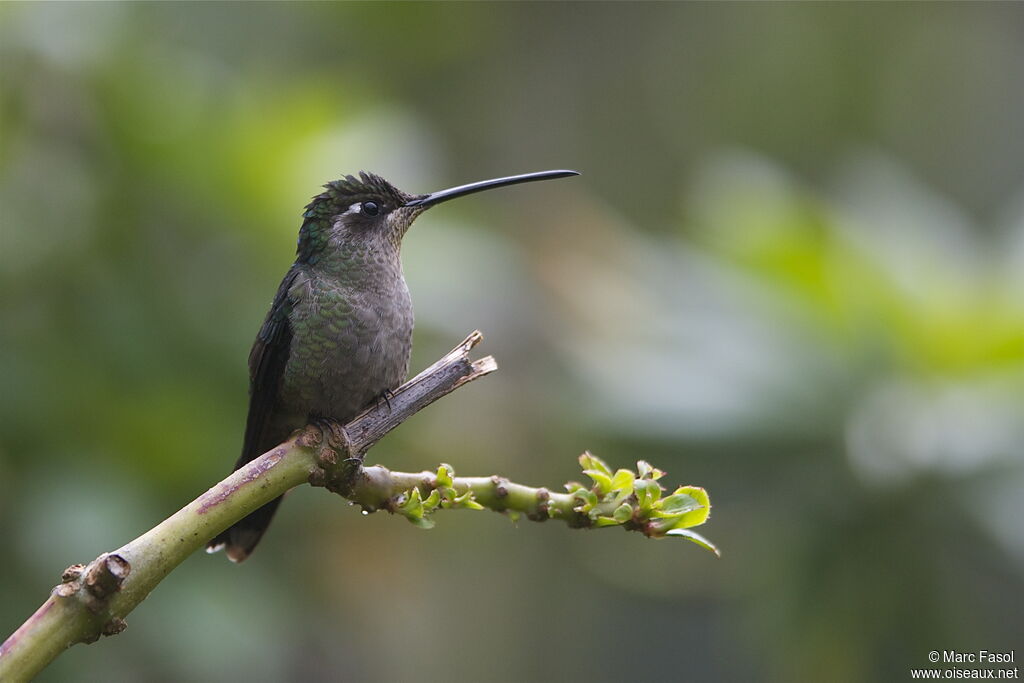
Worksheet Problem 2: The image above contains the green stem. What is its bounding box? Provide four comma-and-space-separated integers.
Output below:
0, 440, 318, 682
351, 468, 589, 526
340, 457, 718, 552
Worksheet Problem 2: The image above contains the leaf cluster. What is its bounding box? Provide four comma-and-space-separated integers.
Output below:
567, 453, 719, 555
392, 464, 484, 529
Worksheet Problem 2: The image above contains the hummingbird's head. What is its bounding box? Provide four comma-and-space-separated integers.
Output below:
296, 169, 580, 266
297, 172, 418, 265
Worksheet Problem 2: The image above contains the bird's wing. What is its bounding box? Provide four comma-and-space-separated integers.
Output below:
233, 268, 299, 469
207, 267, 300, 559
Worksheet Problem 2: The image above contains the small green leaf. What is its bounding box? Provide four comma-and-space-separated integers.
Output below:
583, 469, 613, 493
675, 486, 709, 508
662, 486, 711, 528
578, 452, 612, 476
609, 487, 633, 508
666, 529, 720, 556
594, 516, 620, 527
613, 503, 633, 523
655, 493, 701, 516
407, 515, 436, 530
563, 481, 585, 493
610, 469, 635, 493
423, 489, 441, 510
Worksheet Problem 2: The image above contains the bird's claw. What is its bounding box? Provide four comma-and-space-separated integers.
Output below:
307, 417, 361, 495
310, 417, 351, 456
374, 388, 396, 415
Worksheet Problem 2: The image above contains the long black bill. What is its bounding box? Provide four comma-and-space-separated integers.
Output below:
405, 169, 579, 208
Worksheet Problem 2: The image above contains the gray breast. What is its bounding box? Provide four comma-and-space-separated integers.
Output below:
281, 271, 413, 422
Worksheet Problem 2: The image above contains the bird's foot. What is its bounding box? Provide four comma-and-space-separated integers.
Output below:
306, 416, 360, 496
309, 416, 352, 457
374, 388, 396, 415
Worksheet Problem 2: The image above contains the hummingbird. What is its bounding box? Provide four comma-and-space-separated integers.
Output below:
207, 169, 579, 561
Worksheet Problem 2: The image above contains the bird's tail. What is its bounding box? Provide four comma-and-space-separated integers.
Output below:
207, 496, 284, 562
207, 421, 291, 562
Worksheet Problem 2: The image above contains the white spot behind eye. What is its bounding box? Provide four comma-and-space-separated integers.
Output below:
344, 202, 362, 216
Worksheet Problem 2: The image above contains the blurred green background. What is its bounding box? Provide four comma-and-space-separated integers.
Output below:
2, 3, 1023, 682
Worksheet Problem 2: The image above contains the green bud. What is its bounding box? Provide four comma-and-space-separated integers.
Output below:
453, 491, 484, 510
613, 503, 633, 523
436, 464, 454, 489
572, 488, 598, 511
634, 479, 661, 509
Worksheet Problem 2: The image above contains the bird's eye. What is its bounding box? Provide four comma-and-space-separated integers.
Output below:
361, 201, 380, 217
